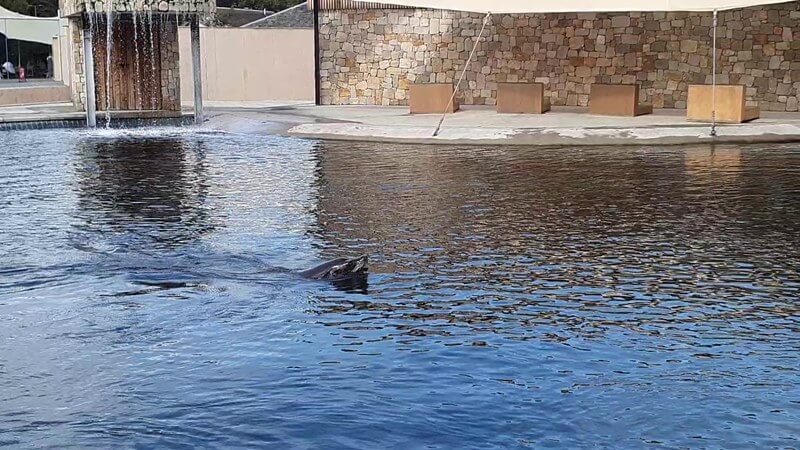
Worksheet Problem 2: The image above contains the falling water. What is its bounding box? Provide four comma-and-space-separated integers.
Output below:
132, 10, 142, 110
147, 9, 156, 110
104, 0, 114, 127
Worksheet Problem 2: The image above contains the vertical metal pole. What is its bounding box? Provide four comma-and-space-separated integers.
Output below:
313, 0, 321, 105
3, 19, 8, 78
83, 23, 97, 128
711, 9, 718, 137
190, 17, 203, 124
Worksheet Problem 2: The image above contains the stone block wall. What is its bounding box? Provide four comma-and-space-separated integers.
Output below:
159, 21, 181, 111
319, 3, 800, 111
61, 0, 214, 18
70, 22, 88, 110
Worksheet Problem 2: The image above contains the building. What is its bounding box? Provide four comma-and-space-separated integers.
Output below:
314, 0, 800, 111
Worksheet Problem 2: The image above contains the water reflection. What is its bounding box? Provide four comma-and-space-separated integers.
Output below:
684, 145, 743, 178
2, 129, 799, 449
309, 141, 800, 345
72, 137, 215, 250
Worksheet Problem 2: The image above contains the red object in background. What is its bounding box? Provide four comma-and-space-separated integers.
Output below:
18, 67, 26, 82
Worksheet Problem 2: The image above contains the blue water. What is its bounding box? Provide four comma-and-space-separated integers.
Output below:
1, 128, 799, 449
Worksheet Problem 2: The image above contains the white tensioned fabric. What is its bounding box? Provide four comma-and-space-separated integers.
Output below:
350, 0, 795, 13
1, 6, 59, 45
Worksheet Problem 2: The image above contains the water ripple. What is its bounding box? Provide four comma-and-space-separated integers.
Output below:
0, 131, 798, 448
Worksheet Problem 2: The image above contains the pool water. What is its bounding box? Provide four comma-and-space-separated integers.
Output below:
1, 128, 799, 449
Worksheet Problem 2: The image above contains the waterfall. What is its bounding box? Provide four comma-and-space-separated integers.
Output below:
147, 9, 156, 110
104, 0, 114, 127
132, 10, 142, 110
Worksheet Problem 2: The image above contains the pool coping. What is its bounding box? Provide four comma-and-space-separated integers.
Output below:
277, 106, 800, 146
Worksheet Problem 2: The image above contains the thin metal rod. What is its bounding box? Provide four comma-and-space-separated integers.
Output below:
711, 9, 718, 137
3, 19, 8, 78
433, 12, 491, 137
313, 0, 321, 105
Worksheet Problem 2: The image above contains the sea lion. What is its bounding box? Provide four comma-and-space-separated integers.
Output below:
299, 255, 369, 284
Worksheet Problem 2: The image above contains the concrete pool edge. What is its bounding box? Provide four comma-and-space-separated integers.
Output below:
285, 122, 800, 146
7, 102, 800, 146
237, 104, 800, 146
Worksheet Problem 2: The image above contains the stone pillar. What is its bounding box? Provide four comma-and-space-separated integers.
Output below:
82, 26, 97, 127
190, 18, 203, 124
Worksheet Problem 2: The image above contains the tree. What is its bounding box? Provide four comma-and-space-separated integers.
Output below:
0, 0, 57, 16
0, 0, 32, 14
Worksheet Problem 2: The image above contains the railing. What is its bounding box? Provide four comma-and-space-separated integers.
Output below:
306, 0, 412, 10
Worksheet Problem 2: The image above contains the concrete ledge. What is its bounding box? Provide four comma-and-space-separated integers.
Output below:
0, 85, 71, 107
275, 105, 800, 146
287, 122, 800, 146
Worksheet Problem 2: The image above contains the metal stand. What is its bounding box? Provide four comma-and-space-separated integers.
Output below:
190, 18, 204, 125
83, 25, 97, 128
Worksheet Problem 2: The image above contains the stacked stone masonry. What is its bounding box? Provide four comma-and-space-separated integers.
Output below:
319, 3, 800, 111
61, 0, 214, 18
159, 21, 182, 111
70, 22, 87, 110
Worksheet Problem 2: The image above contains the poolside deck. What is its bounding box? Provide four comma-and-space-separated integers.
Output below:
274, 105, 800, 146
6, 100, 800, 146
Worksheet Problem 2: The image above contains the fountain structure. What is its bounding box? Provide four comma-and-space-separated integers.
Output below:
60, 0, 213, 126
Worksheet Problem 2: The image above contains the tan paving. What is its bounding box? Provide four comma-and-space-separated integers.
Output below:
0, 103, 83, 123
203, 103, 800, 146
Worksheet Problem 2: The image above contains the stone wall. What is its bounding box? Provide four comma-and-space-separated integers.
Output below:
159, 21, 182, 111
61, 0, 214, 18
319, 3, 800, 111
70, 22, 87, 110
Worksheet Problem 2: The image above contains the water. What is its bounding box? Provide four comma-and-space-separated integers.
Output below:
132, 11, 142, 110
1, 129, 799, 449
104, 6, 114, 127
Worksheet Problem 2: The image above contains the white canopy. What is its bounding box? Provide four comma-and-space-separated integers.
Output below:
353, 0, 795, 13
0, 5, 60, 46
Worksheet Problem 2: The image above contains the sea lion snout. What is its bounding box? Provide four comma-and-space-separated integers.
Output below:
326, 255, 368, 281
299, 255, 369, 282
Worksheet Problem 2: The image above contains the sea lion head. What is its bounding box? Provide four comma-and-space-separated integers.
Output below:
320, 255, 368, 282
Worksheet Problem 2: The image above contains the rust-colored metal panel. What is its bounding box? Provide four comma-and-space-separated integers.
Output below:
93, 17, 165, 111
687, 84, 759, 123
497, 83, 550, 114
409, 83, 458, 114
589, 84, 652, 117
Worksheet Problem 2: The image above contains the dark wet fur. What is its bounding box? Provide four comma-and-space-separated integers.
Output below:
299, 256, 369, 286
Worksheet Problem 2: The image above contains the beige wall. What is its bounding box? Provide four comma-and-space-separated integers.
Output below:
179, 27, 314, 104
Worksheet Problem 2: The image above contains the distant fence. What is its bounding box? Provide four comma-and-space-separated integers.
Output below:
306, 0, 412, 10
178, 27, 314, 104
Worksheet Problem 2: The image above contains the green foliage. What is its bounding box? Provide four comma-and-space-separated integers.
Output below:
232, 0, 304, 12
0, 0, 32, 14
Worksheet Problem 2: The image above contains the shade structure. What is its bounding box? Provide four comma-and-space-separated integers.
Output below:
352, 0, 795, 13
0, 6, 60, 46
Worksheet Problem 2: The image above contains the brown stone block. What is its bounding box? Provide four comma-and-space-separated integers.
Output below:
589, 84, 652, 116
409, 83, 458, 114
687, 85, 759, 123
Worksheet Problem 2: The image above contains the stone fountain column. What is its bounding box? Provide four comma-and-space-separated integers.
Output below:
190, 17, 202, 125
60, 0, 215, 126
